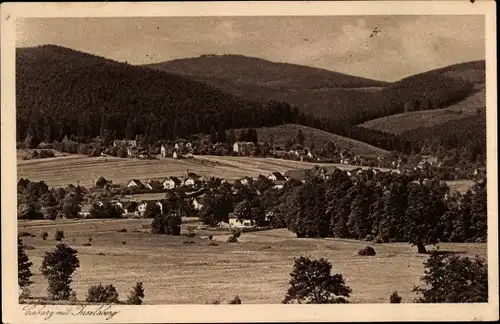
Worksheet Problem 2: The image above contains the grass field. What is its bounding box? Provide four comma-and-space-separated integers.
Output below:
17, 154, 475, 194
18, 219, 487, 304
359, 88, 485, 135
17, 154, 390, 188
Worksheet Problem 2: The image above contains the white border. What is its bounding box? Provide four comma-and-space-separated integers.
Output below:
1, 1, 498, 323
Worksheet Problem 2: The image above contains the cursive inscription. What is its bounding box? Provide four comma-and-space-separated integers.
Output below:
23, 304, 120, 320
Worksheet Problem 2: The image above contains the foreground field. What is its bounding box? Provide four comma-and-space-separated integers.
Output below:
17, 154, 389, 188
18, 219, 486, 304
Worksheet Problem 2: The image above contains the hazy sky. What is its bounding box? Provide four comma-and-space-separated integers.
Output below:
17, 16, 485, 81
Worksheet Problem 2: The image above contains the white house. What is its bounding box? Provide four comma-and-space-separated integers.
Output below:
162, 176, 182, 189
173, 151, 178, 159
127, 179, 144, 189
137, 202, 147, 217
185, 177, 198, 187
192, 197, 204, 211
267, 172, 286, 182
233, 142, 255, 155
160, 145, 167, 158
239, 176, 253, 186
229, 217, 255, 228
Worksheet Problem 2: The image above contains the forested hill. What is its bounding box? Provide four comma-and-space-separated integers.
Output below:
145, 55, 479, 126
146, 54, 389, 91
16, 45, 303, 145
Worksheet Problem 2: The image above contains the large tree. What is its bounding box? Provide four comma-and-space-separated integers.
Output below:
413, 251, 488, 303
404, 180, 449, 253
40, 243, 80, 300
283, 256, 352, 304
18, 237, 33, 290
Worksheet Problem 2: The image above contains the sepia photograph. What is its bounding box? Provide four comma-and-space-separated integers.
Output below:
1, 1, 498, 323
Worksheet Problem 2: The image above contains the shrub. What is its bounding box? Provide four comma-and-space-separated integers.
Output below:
19, 231, 32, 237
83, 243, 92, 247
228, 296, 242, 304
231, 228, 242, 238
358, 246, 376, 256
41, 231, 48, 240
413, 251, 487, 303
209, 242, 219, 246
122, 241, 127, 245
54, 229, 64, 241
85, 283, 120, 303
208, 235, 213, 240
390, 291, 402, 303
283, 256, 352, 304
117, 228, 127, 233
226, 236, 238, 243
18, 237, 33, 289
126, 282, 145, 305
40, 243, 80, 300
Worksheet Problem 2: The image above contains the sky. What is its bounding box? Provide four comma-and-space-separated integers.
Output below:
16, 15, 485, 82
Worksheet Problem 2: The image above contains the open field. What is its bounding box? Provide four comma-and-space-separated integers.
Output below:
359, 88, 485, 135
18, 219, 487, 304
17, 154, 390, 188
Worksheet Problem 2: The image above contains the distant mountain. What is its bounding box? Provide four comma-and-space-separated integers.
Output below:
359, 60, 486, 161
145, 55, 480, 126
16, 46, 304, 145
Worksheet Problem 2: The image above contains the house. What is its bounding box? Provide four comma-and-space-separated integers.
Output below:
160, 145, 167, 158
192, 197, 204, 211
229, 216, 256, 228
137, 201, 147, 217
239, 176, 253, 186
143, 181, 154, 191
113, 139, 137, 147
127, 146, 139, 158
418, 156, 438, 168
185, 175, 200, 187
162, 176, 182, 189
233, 142, 255, 155
127, 179, 145, 189
173, 151, 178, 159
267, 172, 286, 182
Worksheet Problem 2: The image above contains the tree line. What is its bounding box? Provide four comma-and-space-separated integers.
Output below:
196, 170, 487, 253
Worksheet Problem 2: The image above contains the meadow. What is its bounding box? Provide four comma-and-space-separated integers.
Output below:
17, 154, 475, 194
17, 154, 388, 188
18, 219, 487, 304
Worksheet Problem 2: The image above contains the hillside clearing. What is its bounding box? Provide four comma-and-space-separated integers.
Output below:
360, 88, 485, 135
18, 221, 486, 304
236, 124, 389, 157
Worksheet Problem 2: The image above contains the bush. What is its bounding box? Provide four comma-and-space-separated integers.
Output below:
83, 243, 92, 247
208, 242, 218, 246
122, 241, 127, 245
41, 231, 48, 240
390, 291, 402, 303
208, 235, 213, 240
85, 283, 119, 303
413, 251, 487, 303
117, 228, 127, 233
19, 231, 33, 237
283, 256, 352, 304
40, 243, 80, 300
226, 236, 238, 243
54, 229, 64, 241
228, 296, 242, 304
127, 282, 145, 305
358, 246, 376, 256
